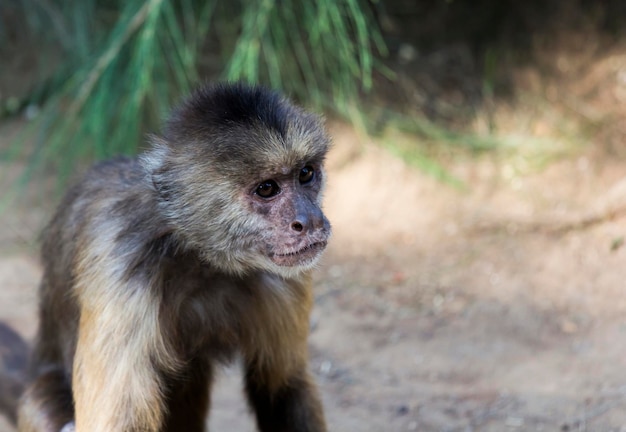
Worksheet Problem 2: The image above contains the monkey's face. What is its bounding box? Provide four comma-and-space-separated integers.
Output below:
246, 162, 331, 274
145, 129, 333, 279
149, 153, 331, 278
144, 83, 332, 277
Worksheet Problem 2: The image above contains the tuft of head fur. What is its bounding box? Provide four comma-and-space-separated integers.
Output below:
140, 82, 331, 277
162, 82, 329, 173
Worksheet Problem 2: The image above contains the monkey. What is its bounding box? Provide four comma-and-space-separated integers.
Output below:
2, 82, 332, 432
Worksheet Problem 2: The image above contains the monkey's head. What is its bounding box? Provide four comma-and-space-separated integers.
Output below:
142, 83, 332, 278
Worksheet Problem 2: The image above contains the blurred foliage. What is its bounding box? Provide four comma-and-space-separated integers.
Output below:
3, 0, 626, 193
0, 0, 382, 185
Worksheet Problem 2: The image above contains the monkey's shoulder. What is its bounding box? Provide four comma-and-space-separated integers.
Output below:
62, 156, 156, 218
54, 156, 148, 213
42, 156, 162, 265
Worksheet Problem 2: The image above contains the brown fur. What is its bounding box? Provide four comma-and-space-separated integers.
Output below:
8, 83, 331, 432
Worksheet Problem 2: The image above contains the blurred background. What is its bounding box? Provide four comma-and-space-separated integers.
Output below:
2, 0, 626, 430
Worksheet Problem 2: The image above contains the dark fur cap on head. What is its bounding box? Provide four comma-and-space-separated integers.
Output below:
161, 82, 329, 172
165, 82, 291, 140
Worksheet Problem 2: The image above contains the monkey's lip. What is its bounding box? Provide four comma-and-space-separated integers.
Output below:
270, 241, 328, 266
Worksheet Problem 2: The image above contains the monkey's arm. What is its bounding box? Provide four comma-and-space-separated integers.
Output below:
242, 276, 327, 432
72, 259, 177, 432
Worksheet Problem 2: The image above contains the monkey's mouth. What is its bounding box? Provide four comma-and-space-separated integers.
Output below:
270, 241, 328, 266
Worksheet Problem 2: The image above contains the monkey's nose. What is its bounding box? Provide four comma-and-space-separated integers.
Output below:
291, 210, 325, 233
291, 200, 326, 233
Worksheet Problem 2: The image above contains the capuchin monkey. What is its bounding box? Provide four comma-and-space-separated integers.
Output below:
2, 82, 331, 432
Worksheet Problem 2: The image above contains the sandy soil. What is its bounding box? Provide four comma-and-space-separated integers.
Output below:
2, 118, 626, 432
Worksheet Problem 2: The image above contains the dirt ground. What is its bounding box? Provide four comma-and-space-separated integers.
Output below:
1, 113, 626, 432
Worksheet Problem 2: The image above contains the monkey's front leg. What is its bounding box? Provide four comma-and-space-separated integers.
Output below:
72, 285, 175, 432
244, 361, 327, 432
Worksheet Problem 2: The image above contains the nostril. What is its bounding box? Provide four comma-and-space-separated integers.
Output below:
291, 221, 304, 232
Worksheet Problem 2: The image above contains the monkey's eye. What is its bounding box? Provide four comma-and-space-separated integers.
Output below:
255, 180, 280, 198
299, 165, 315, 184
